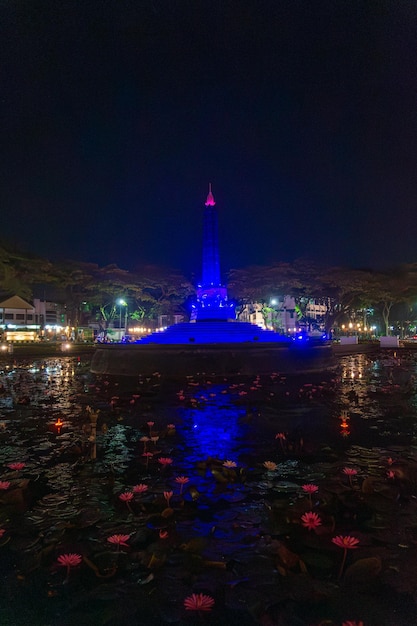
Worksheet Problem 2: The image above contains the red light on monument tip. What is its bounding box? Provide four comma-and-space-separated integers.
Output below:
205, 182, 216, 206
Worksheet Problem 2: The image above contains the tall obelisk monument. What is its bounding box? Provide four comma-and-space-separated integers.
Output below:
196, 184, 235, 321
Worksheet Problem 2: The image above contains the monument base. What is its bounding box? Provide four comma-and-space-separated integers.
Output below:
91, 342, 335, 378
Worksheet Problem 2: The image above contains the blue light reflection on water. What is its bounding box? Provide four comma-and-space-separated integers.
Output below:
176, 384, 250, 462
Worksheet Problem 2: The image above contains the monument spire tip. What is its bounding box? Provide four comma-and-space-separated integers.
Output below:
205, 182, 216, 206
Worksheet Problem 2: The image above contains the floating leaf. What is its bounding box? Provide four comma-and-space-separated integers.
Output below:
344, 556, 382, 583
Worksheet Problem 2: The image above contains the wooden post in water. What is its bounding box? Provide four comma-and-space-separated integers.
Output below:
86, 406, 100, 460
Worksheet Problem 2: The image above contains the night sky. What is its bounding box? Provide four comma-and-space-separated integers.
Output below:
2, 1, 417, 277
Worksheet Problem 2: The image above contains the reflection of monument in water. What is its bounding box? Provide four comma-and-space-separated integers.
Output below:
138, 184, 290, 345
91, 186, 331, 377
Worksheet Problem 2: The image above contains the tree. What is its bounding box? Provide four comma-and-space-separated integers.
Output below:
367, 266, 417, 336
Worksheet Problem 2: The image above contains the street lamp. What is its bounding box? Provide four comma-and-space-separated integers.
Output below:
117, 299, 127, 334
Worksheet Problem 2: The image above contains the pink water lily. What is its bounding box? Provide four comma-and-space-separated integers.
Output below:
302, 483, 318, 508
158, 457, 173, 467
133, 483, 148, 494
57, 553, 82, 580
332, 535, 360, 579
275, 432, 286, 451
223, 460, 237, 468
184, 592, 215, 612
343, 467, 358, 476
0, 481, 11, 490
263, 461, 277, 471
107, 534, 130, 550
164, 490, 173, 506
0, 529, 6, 538
301, 511, 322, 531
175, 475, 189, 494
119, 491, 134, 502
301, 484, 319, 494
7, 463, 25, 471
343, 467, 358, 487
142, 451, 153, 469
119, 491, 134, 513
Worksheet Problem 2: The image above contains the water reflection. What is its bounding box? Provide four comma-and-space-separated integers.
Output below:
177, 384, 250, 461
1, 353, 417, 624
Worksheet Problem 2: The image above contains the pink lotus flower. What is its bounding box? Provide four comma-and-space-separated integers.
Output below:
275, 432, 286, 451
159, 530, 168, 539
107, 534, 130, 550
167, 423, 176, 429
119, 491, 134, 502
343, 467, 358, 487
184, 592, 215, 612
263, 461, 277, 471
142, 451, 153, 469
223, 460, 237, 468
140, 436, 149, 450
387, 470, 395, 479
302, 483, 319, 508
119, 491, 134, 512
158, 457, 173, 467
302, 484, 319, 494
343, 467, 358, 476
175, 475, 189, 494
164, 491, 173, 506
7, 463, 25, 471
0, 481, 11, 490
133, 483, 148, 494
332, 535, 360, 550
57, 553, 82, 579
301, 511, 322, 531
332, 535, 360, 579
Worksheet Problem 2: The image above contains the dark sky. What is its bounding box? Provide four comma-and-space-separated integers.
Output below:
2, 0, 417, 277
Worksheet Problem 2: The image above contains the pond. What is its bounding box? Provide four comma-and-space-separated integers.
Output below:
0, 351, 417, 626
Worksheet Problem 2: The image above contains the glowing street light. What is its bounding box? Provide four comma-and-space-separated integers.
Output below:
117, 299, 127, 332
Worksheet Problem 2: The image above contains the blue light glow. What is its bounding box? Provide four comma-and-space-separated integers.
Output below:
177, 384, 250, 461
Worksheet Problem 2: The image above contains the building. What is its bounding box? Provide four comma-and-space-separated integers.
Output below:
0, 295, 39, 341
0, 295, 68, 342
238, 296, 297, 333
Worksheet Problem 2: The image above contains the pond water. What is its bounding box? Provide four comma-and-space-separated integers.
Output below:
0, 352, 417, 626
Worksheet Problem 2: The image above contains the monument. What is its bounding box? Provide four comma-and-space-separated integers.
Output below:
133, 184, 289, 345
195, 183, 235, 321
91, 186, 331, 377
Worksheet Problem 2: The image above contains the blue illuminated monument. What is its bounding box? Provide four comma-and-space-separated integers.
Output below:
138, 185, 290, 345
195, 183, 235, 321
91, 185, 332, 376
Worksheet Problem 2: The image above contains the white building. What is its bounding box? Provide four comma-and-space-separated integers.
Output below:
238, 296, 297, 333
238, 296, 328, 334
0, 295, 68, 341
